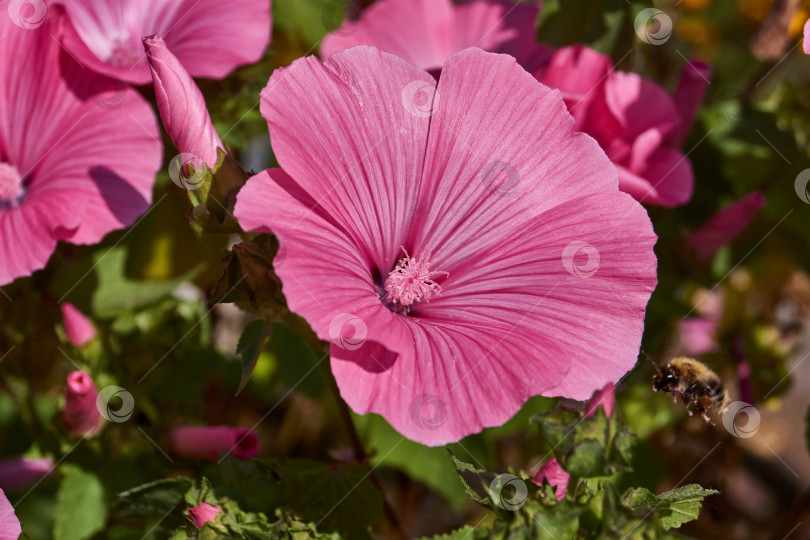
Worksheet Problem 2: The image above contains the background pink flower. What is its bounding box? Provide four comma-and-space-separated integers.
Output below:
235, 46, 657, 445
0, 457, 53, 493
321, 0, 549, 73
171, 426, 259, 461
53, 0, 272, 85
685, 192, 765, 263
63, 371, 102, 436
0, 489, 21, 540
0, 14, 161, 286
535, 46, 710, 207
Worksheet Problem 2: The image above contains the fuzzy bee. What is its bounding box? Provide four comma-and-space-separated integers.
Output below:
652, 357, 729, 422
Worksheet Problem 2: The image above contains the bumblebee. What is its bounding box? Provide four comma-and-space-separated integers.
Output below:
653, 357, 729, 422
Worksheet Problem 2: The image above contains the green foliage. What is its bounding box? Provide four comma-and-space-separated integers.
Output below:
54, 465, 108, 540
622, 484, 720, 531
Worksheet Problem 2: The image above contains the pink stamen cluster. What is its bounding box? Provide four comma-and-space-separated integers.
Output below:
383, 248, 445, 313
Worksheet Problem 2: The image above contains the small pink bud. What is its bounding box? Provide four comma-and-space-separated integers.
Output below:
63, 371, 102, 436
666, 59, 712, 147
188, 502, 221, 529
171, 426, 259, 461
532, 458, 569, 500
685, 192, 766, 263
0, 457, 54, 493
60, 303, 95, 347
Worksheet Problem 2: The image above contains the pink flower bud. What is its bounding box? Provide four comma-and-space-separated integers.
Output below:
0, 488, 21, 539
143, 35, 223, 168
685, 192, 766, 263
187, 502, 221, 529
584, 382, 615, 419
170, 426, 259, 461
532, 458, 569, 500
63, 371, 102, 436
0, 457, 53, 493
60, 303, 95, 347
666, 59, 712, 147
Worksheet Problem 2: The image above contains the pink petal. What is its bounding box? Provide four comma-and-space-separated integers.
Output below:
55, 0, 271, 85
685, 192, 766, 262
0, 12, 161, 276
60, 303, 96, 347
188, 502, 220, 529
0, 489, 21, 540
171, 426, 259, 461
804, 19, 810, 54
63, 371, 102, 436
0, 457, 53, 493
258, 47, 434, 274
602, 71, 680, 145
665, 59, 711, 147
144, 35, 222, 167
584, 383, 615, 418
678, 318, 718, 355
531, 458, 568, 500
616, 147, 694, 207
534, 45, 614, 130
321, 0, 543, 72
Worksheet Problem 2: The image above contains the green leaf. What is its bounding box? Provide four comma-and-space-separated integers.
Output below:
448, 452, 494, 506
418, 526, 490, 540
272, 322, 327, 399
236, 319, 271, 395
115, 477, 193, 521
276, 459, 383, 538
622, 484, 719, 530
53, 464, 108, 540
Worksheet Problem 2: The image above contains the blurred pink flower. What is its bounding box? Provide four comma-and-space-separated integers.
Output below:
321, 0, 549, 73
53, 0, 272, 85
804, 19, 810, 54
685, 192, 766, 263
0, 488, 21, 540
63, 371, 102, 436
0, 457, 53, 493
235, 46, 657, 445
60, 303, 95, 347
533, 383, 616, 499
535, 46, 711, 207
143, 35, 223, 168
678, 317, 718, 355
188, 502, 221, 529
171, 426, 259, 461
0, 14, 161, 287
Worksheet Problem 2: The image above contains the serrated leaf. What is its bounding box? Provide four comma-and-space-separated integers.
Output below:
418, 525, 490, 540
623, 484, 719, 530
116, 477, 193, 520
53, 465, 107, 540
236, 319, 270, 395
448, 452, 494, 506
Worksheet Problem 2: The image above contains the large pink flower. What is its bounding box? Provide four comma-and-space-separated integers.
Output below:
536, 46, 710, 207
235, 46, 657, 445
0, 13, 161, 286
0, 488, 21, 540
321, 0, 549, 73
52, 0, 272, 85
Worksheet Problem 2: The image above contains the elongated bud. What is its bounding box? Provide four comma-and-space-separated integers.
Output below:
143, 35, 222, 168
63, 371, 102, 436
0, 457, 53, 493
60, 303, 95, 347
685, 192, 765, 263
170, 426, 259, 461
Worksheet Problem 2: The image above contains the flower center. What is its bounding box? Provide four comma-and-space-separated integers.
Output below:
108, 38, 142, 67
0, 162, 25, 209
382, 247, 446, 314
